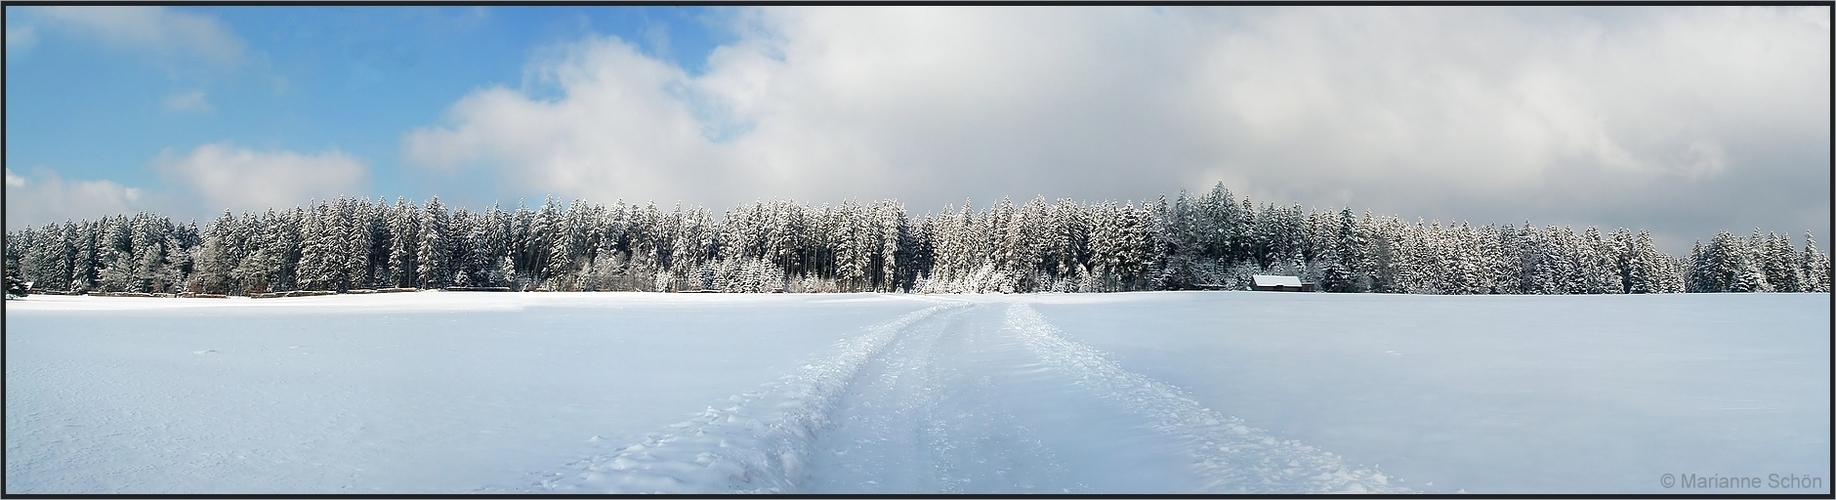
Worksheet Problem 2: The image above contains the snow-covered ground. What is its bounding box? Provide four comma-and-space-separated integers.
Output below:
5, 291, 1828, 494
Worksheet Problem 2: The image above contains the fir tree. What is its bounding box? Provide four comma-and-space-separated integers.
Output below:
417, 196, 451, 289
1803, 232, 1831, 293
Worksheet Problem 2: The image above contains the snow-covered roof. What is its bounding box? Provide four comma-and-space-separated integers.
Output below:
1252, 275, 1303, 287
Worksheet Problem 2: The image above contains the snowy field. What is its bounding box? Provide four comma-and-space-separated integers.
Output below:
5, 291, 1829, 494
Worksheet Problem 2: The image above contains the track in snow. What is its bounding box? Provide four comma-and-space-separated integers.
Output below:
519, 300, 1405, 494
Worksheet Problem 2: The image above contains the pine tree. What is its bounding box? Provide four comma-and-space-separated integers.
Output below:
277, 207, 307, 291
192, 212, 238, 294
526, 196, 559, 287
19, 223, 74, 293
68, 220, 101, 293
385, 198, 416, 288
128, 215, 170, 293
295, 201, 335, 291
1739, 230, 1771, 292
1695, 231, 1755, 292
93, 216, 134, 292
163, 221, 199, 293
1621, 230, 1665, 294
1319, 209, 1357, 293
12, 226, 38, 291
1576, 227, 1617, 294
1760, 232, 1804, 293
876, 200, 906, 292
357, 198, 389, 289
1360, 213, 1402, 293
336, 198, 370, 291
546, 199, 591, 290
1608, 228, 1633, 293
447, 208, 478, 287
4, 228, 32, 297
1803, 232, 1831, 293
417, 196, 451, 289
234, 210, 283, 294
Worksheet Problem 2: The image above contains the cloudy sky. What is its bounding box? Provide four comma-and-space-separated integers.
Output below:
5, 6, 1828, 253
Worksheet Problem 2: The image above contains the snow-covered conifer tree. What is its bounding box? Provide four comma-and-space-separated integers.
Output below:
295, 202, 334, 291
1760, 232, 1804, 293
92, 216, 135, 292
1739, 230, 1771, 292
1804, 232, 1831, 293
1320, 209, 1360, 293
1694, 231, 1755, 292
361, 198, 392, 289
386, 198, 419, 288
233, 210, 280, 293
192, 211, 240, 294
417, 196, 452, 289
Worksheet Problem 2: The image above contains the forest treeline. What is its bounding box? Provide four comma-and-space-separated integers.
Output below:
4, 183, 1831, 296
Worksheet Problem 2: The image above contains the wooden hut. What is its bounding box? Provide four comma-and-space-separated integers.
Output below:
1251, 274, 1315, 292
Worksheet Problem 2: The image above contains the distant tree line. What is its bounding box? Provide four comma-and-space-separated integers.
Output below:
4, 184, 1830, 296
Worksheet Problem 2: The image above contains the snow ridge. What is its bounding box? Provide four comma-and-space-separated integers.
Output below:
1002, 303, 1409, 493
533, 303, 971, 493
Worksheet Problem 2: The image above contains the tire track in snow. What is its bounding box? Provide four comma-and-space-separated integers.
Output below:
1003, 302, 1408, 494
803, 301, 1080, 493
522, 302, 974, 493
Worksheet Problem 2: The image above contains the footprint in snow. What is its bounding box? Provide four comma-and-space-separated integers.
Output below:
194, 349, 219, 355
1384, 350, 1402, 356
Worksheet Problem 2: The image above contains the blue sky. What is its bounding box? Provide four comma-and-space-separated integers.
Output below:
5, 6, 1830, 254
6, 6, 736, 211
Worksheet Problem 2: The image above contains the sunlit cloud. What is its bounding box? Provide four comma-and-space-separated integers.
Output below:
157, 142, 369, 215
403, 6, 1827, 251
4, 167, 153, 228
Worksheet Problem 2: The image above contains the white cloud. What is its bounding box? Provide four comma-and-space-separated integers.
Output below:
162, 90, 213, 113
157, 142, 369, 215
27, 6, 245, 64
5, 23, 36, 53
404, 6, 1828, 251
4, 168, 152, 229
403, 36, 729, 205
